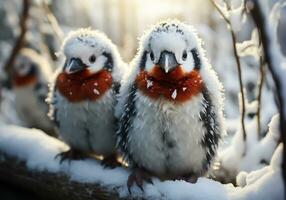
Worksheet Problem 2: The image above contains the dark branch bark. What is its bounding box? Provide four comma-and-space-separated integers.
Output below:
0, 153, 134, 200
256, 55, 265, 138
248, 0, 286, 197
3, 0, 30, 79
210, 0, 247, 141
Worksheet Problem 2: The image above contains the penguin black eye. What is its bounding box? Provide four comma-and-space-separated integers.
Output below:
150, 51, 155, 62
89, 55, 96, 63
182, 50, 188, 61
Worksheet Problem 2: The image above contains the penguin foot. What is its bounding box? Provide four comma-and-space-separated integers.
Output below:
186, 175, 198, 183
101, 154, 120, 169
175, 174, 198, 183
127, 168, 153, 194
56, 149, 88, 164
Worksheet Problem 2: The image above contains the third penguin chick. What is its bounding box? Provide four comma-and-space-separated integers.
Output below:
116, 20, 225, 191
48, 28, 126, 167
12, 48, 55, 136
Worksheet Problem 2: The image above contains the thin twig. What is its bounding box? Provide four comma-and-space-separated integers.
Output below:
210, 0, 247, 141
42, 1, 64, 43
3, 0, 30, 78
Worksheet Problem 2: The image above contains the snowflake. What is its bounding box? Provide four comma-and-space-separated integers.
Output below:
146, 80, 153, 89
93, 89, 100, 95
171, 89, 177, 99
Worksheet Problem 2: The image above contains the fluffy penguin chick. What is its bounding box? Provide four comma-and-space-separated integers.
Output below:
116, 20, 225, 191
48, 28, 126, 166
12, 48, 55, 136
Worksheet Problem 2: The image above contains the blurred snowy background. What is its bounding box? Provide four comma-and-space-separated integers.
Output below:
0, 0, 280, 119
0, 0, 285, 199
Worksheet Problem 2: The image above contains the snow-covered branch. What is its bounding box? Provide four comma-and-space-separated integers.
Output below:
0, 125, 284, 200
0, 153, 120, 200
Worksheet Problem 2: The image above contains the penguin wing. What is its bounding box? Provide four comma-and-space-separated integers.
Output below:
199, 87, 221, 170
35, 81, 49, 103
47, 71, 60, 127
116, 84, 137, 164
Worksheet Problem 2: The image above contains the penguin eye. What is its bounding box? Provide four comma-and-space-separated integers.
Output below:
182, 50, 188, 61
150, 51, 155, 62
89, 55, 96, 63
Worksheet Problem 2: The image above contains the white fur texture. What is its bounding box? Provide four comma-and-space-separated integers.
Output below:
14, 85, 53, 133
48, 28, 127, 156
13, 48, 54, 134
55, 90, 116, 156
116, 20, 225, 177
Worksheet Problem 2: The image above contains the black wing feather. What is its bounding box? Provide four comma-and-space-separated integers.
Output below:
116, 84, 137, 164
200, 87, 221, 172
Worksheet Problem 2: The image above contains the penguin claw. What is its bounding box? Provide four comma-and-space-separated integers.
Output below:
55, 149, 88, 164
127, 168, 152, 193
187, 175, 198, 183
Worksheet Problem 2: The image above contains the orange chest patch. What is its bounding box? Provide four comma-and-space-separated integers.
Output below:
56, 69, 113, 102
135, 66, 203, 102
12, 74, 37, 88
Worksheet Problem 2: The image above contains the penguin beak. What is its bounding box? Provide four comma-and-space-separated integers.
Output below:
157, 51, 178, 73
66, 58, 85, 74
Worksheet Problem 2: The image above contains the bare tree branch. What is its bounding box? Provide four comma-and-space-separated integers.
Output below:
256, 55, 265, 138
3, 0, 30, 79
210, 0, 247, 141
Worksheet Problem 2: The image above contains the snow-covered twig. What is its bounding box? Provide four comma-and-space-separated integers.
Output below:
2, 0, 30, 80
248, 0, 286, 194
42, 1, 64, 43
210, 0, 247, 141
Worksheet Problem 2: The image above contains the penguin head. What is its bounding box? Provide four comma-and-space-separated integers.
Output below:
139, 20, 203, 75
12, 49, 42, 87
134, 20, 205, 102
13, 54, 37, 77
62, 28, 117, 76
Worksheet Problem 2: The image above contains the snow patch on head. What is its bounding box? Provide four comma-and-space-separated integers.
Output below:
62, 28, 112, 58
140, 19, 203, 64
61, 28, 126, 82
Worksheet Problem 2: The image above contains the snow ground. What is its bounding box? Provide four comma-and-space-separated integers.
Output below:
0, 125, 284, 200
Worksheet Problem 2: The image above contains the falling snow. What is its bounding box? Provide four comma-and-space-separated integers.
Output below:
93, 89, 100, 95
146, 80, 153, 89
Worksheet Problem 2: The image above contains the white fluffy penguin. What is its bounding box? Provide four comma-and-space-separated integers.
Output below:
116, 20, 225, 191
12, 48, 55, 136
48, 29, 126, 166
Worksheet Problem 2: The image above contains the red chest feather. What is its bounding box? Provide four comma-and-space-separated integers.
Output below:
56, 69, 112, 102
135, 66, 203, 102
12, 74, 37, 88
